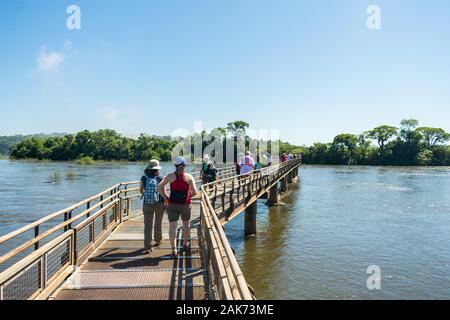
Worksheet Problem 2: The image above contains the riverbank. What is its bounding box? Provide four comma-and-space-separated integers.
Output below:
3, 157, 450, 168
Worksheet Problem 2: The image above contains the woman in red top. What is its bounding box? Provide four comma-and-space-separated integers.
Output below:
158, 156, 198, 257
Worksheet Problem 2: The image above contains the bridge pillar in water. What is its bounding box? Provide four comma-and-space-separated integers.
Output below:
245, 202, 257, 235
280, 177, 288, 192
287, 171, 293, 183
267, 184, 279, 205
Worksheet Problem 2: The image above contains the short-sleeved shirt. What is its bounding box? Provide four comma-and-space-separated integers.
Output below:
239, 156, 255, 174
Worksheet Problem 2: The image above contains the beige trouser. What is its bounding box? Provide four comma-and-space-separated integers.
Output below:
143, 202, 165, 250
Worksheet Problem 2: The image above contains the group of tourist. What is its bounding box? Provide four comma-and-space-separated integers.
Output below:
139, 152, 301, 257
139, 154, 220, 257
140, 156, 197, 257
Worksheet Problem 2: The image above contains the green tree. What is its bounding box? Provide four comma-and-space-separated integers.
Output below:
400, 119, 420, 143
366, 126, 398, 150
416, 127, 450, 147
331, 134, 359, 164
226, 121, 249, 138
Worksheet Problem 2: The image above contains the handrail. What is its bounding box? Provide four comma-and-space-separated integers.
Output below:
118, 165, 237, 186
0, 194, 121, 265
202, 160, 289, 187
0, 183, 120, 246
0, 230, 74, 285
202, 159, 302, 223
200, 188, 253, 299
198, 158, 302, 299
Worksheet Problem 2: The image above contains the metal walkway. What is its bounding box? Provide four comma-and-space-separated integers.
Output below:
0, 159, 302, 300
53, 200, 207, 300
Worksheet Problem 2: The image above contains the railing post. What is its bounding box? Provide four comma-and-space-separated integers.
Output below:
229, 181, 235, 216
67, 210, 72, 230
221, 185, 226, 212
34, 226, 40, 250
119, 195, 123, 224
86, 201, 91, 218
40, 255, 46, 291
63, 212, 70, 232
73, 229, 78, 264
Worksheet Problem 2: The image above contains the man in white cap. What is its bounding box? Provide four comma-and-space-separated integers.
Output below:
157, 156, 198, 257
140, 159, 164, 253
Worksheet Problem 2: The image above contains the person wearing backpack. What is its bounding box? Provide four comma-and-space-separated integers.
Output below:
200, 154, 211, 184
140, 159, 165, 253
157, 156, 198, 257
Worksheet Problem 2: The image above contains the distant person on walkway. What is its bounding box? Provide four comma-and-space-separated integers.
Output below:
157, 156, 198, 257
239, 151, 255, 175
200, 154, 218, 185
255, 155, 262, 170
288, 153, 293, 161
280, 152, 288, 162
140, 160, 164, 254
267, 152, 273, 167
234, 153, 244, 175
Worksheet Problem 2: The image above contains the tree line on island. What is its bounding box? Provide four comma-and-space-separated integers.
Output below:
2, 119, 450, 166
302, 119, 450, 166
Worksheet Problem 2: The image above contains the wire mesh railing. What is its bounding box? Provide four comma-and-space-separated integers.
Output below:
199, 159, 302, 299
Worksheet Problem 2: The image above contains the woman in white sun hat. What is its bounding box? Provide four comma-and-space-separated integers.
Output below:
140, 159, 164, 253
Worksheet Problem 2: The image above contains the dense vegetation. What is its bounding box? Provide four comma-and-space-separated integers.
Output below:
297, 119, 450, 166
9, 130, 176, 161
5, 119, 450, 166
0, 133, 66, 155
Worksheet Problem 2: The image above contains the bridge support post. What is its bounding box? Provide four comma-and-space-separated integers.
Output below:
267, 184, 278, 206
281, 177, 288, 192
244, 202, 257, 235
287, 172, 293, 183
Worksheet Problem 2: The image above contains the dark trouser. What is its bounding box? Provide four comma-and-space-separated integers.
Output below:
143, 202, 165, 250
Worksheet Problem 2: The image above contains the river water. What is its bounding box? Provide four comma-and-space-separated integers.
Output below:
0, 160, 449, 299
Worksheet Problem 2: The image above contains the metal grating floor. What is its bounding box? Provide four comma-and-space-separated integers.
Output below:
55, 287, 206, 300
55, 201, 208, 300
65, 270, 205, 289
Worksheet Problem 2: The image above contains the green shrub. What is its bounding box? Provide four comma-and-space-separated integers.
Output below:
76, 156, 95, 165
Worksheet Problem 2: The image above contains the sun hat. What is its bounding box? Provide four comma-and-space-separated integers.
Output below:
174, 156, 187, 166
146, 159, 162, 171
203, 154, 210, 160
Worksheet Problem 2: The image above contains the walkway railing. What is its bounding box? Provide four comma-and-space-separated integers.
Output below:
0, 160, 301, 300
200, 189, 253, 299
205, 159, 302, 222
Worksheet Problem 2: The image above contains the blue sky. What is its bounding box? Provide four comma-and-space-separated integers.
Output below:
0, 0, 449, 145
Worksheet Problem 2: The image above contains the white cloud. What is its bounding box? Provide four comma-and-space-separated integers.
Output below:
37, 46, 65, 72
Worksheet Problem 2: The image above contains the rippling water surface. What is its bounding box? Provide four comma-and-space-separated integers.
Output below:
226, 165, 450, 299
1, 161, 449, 299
